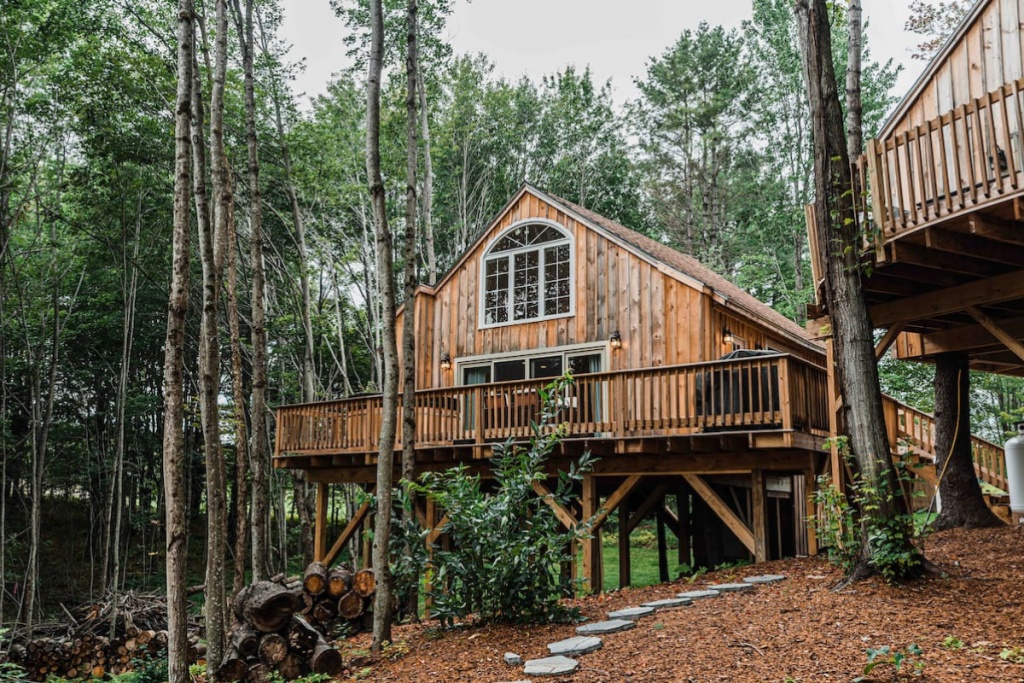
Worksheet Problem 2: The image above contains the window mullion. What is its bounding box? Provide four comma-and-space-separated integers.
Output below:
539, 246, 546, 318
506, 254, 513, 323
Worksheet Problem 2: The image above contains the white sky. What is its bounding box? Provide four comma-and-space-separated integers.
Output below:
280, 0, 926, 111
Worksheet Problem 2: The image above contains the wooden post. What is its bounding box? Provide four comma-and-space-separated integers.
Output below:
805, 455, 819, 555
677, 486, 691, 567
825, 339, 842, 489
424, 497, 437, 618
618, 490, 631, 589
691, 491, 708, 569
314, 482, 329, 562
361, 512, 372, 570
751, 469, 768, 563
581, 474, 602, 593
656, 508, 669, 583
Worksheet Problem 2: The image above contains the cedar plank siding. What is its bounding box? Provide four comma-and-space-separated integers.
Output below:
882, 0, 1023, 140
396, 187, 822, 391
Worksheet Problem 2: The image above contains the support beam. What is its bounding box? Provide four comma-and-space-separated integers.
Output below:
751, 470, 768, 563
581, 474, 602, 593
966, 306, 1024, 363
888, 240, 1004, 278
875, 323, 906, 360
677, 486, 691, 567
969, 214, 1024, 245
314, 482, 329, 562
587, 475, 643, 532
870, 268, 1024, 327
656, 510, 669, 583
618, 490, 631, 589
426, 514, 450, 545
912, 315, 1024, 355
532, 480, 579, 530
625, 482, 673, 534
682, 474, 756, 555
323, 487, 376, 568
925, 227, 1024, 267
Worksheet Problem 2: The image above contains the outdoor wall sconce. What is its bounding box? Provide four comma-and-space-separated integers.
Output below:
609, 330, 622, 350
722, 327, 734, 345
440, 353, 452, 371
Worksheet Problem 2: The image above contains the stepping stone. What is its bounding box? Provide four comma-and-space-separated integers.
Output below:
743, 574, 787, 584
641, 597, 692, 610
706, 582, 755, 592
607, 606, 656, 620
675, 589, 721, 600
503, 652, 523, 666
576, 619, 636, 635
547, 635, 603, 656
523, 655, 580, 677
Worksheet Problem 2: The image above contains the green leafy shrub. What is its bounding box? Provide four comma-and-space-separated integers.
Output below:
855, 644, 925, 680
412, 375, 595, 626
813, 439, 923, 583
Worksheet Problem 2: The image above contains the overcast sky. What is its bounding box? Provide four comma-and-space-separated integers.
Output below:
279, 0, 926, 110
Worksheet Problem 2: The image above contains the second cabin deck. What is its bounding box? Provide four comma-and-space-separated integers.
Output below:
274, 353, 831, 467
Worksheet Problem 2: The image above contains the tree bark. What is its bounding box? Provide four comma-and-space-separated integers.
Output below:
366, 0, 396, 651
795, 0, 918, 571
236, 0, 271, 581
418, 67, 436, 285
163, 2, 194, 680
846, 0, 863, 163
932, 352, 1004, 530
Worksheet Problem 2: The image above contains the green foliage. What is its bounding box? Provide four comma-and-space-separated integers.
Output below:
1000, 646, 1024, 664
269, 672, 332, 683
106, 657, 168, 683
855, 644, 925, 680
941, 636, 964, 651
813, 439, 923, 583
0, 630, 30, 683
411, 375, 594, 626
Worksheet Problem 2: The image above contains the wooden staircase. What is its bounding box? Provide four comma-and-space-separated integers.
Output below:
882, 396, 1012, 522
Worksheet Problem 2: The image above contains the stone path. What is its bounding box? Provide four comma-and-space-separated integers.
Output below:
508, 574, 788, 678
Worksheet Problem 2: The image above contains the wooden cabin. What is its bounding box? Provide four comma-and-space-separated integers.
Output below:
805, 0, 1015, 507
276, 184, 835, 590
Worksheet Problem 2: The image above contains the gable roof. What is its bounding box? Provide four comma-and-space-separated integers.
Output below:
877, 0, 991, 139
416, 183, 822, 356
534, 188, 821, 354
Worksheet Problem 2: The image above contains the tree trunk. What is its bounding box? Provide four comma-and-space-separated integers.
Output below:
163, 3, 194, 680
237, 0, 271, 582
401, 0, 420, 622
795, 0, 919, 573
366, 0, 396, 650
846, 0, 863, 163
932, 352, 1004, 530
418, 67, 436, 285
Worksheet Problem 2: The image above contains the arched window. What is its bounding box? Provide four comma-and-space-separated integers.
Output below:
480, 220, 573, 327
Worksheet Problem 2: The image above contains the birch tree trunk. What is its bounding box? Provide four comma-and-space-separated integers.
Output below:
417, 71, 435, 285
795, 0, 919, 578
198, 0, 231, 663
366, 0, 397, 651
236, 0, 271, 581
163, 2, 194, 679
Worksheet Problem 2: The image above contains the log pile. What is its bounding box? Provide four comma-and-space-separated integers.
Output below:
6, 591, 203, 680
218, 575, 352, 682
264, 562, 377, 639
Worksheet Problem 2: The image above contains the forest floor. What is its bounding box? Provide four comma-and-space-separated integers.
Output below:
337, 525, 1024, 682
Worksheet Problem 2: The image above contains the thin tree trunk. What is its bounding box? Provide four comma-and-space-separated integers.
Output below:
235, 0, 271, 582
109, 201, 142, 639
795, 0, 918, 576
198, 0, 231, 664
163, 2, 194, 679
401, 0, 420, 622
417, 70, 435, 285
931, 352, 1004, 530
367, 0, 396, 652
846, 0, 863, 164
226, 182, 251, 595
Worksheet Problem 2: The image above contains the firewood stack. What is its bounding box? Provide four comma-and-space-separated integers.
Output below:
6, 591, 202, 680
294, 561, 377, 637
217, 573, 352, 682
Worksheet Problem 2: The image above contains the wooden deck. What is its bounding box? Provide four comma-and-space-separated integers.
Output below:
274, 353, 830, 467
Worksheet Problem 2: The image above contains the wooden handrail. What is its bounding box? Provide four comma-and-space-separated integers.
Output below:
274, 354, 831, 457
861, 75, 1024, 240
882, 395, 1008, 492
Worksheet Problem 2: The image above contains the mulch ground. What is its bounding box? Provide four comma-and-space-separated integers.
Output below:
336, 526, 1024, 682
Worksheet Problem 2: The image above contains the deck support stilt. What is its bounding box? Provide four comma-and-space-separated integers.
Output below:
655, 506, 669, 583
314, 482, 329, 562
581, 474, 603, 593
751, 470, 768, 563
804, 460, 818, 555
618, 490, 631, 589
677, 484, 691, 568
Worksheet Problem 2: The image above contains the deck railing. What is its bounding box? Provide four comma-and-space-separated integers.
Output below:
883, 395, 1008, 492
861, 77, 1024, 239
274, 354, 830, 457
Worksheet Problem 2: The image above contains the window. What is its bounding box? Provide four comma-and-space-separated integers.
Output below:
481, 221, 573, 327
457, 344, 606, 386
